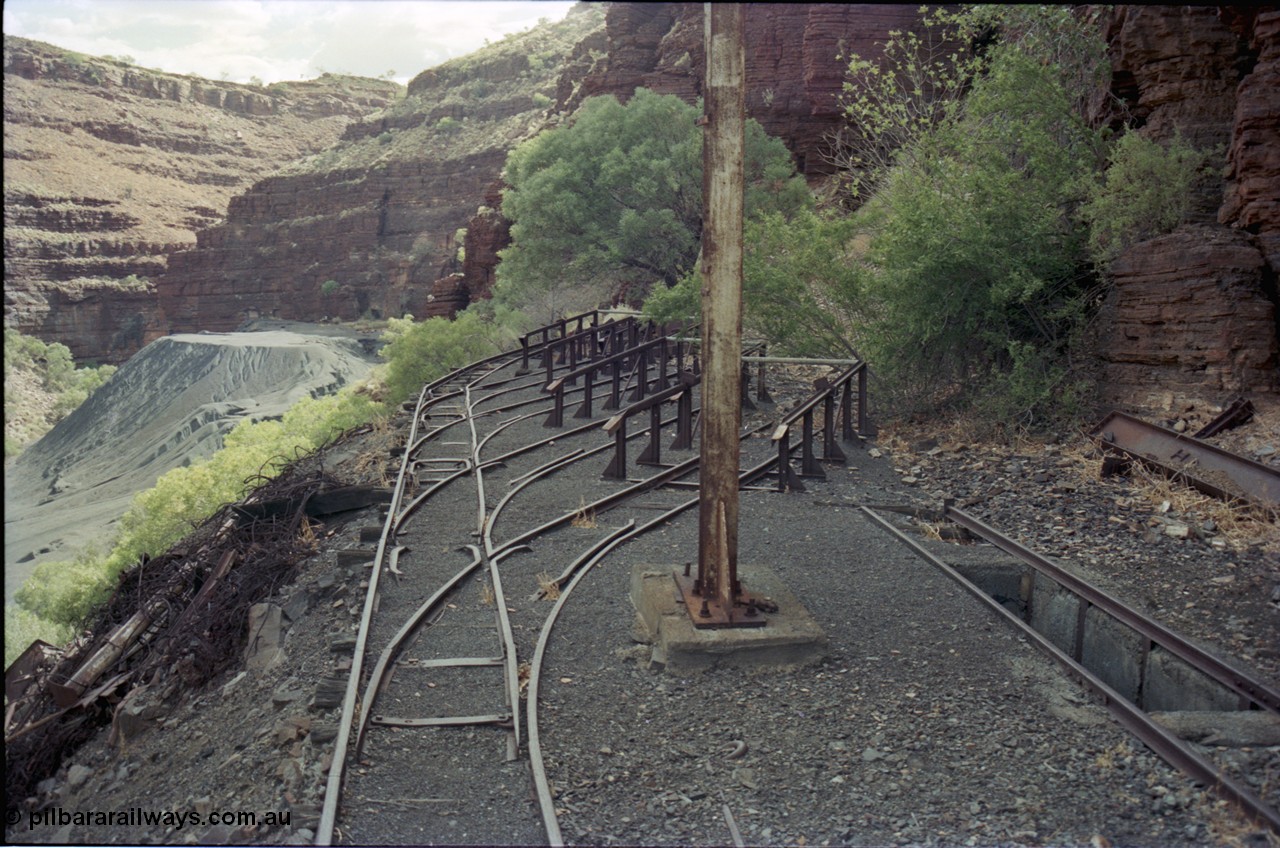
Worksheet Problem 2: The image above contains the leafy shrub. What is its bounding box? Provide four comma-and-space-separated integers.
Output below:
377, 131, 394, 145
8, 385, 385, 651
321, 279, 341, 296
380, 308, 513, 404
436, 117, 460, 134
4, 606, 73, 669
4, 329, 118, 454
1080, 130, 1211, 266
498, 88, 809, 317
854, 45, 1098, 427
531, 92, 553, 109
645, 209, 867, 359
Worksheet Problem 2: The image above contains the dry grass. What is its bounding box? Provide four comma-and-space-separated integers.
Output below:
1092, 741, 1132, 772
570, 497, 597, 529
350, 416, 396, 487
297, 517, 320, 552
536, 571, 561, 601
478, 581, 495, 607
350, 445, 390, 487
1053, 435, 1279, 553
1124, 457, 1279, 552
1196, 793, 1280, 848
517, 661, 531, 700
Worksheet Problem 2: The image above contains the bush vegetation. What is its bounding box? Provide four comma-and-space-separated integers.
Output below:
496, 88, 810, 321
646, 5, 1198, 432
379, 307, 521, 404
6, 385, 385, 667
1080, 130, 1212, 265
4, 329, 117, 457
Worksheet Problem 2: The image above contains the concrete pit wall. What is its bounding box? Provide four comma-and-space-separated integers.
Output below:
953, 559, 1243, 713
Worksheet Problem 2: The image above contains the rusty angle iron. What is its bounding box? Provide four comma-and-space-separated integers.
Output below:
1091, 410, 1280, 506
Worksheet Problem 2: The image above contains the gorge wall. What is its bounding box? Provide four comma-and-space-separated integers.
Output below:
1094, 6, 1280, 406
2, 36, 400, 362
154, 3, 930, 338
156, 5, 609, 335
6, 4, 1278, 409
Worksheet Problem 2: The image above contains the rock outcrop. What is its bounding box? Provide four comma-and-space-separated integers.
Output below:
155, 5, 607, 333
567, 4, 930, 179
2, 36, 400, 362
1096, 225, 1277, 407
1096, 6, 1280, 407
7, 4, 1278, 408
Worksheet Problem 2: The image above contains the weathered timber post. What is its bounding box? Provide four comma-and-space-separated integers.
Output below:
696, 3, 745, 622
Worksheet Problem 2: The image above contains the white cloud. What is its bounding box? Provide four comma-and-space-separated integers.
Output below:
3, 0, 578, 84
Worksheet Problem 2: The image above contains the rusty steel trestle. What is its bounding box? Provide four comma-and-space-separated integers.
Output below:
772, 363, 870, 493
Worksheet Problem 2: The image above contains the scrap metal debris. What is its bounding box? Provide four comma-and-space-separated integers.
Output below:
4, 464, 358, 804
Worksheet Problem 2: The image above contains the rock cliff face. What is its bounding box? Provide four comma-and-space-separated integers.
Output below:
2, 36, 399, 362
155, 4, 930, 335
8, 5, 1278, 408
1095, 7, 1280, 407
571, 3, 927, 178
156, 5, 607, 334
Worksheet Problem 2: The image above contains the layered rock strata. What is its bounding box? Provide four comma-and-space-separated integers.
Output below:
155, 5, 607, 333
567, 4, 930, 179
3, 36, 399, 362
1097, 7, 1280, 406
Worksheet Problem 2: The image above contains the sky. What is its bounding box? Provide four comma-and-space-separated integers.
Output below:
2, 0, 579, 85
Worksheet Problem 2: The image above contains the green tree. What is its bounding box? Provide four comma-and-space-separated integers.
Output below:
1080, 130, 1211, 266
849, 5, 1108, 428
380, 308, 515, 404
645, 209, 867, 359
497, 88, 810, 320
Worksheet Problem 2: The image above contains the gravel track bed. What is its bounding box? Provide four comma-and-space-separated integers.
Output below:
11, 361, 1275, 847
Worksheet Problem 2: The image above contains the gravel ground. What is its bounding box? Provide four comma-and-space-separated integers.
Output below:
8, 363, 1278, 848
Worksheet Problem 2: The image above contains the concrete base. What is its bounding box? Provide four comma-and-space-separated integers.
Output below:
630, 563, 828, 674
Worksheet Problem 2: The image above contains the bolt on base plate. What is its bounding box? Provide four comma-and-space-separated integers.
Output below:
672, 571, 769, 629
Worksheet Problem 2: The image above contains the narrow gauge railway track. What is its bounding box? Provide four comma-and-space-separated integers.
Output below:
317, 323, 784, 846
862, 505, 1280, 833
312, 315, 1276, 845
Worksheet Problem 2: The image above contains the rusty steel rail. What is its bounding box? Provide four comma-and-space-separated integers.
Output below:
1091, 410, 1279, 506
317, 323, 574, 845
318, 316, 870, 846
943, 504, 1280, 715
863, 506, 1280, 835
1194, 397, 1255, 439
526, 452, 779, 845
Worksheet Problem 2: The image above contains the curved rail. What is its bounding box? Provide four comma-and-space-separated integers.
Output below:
317, 327, 866, 846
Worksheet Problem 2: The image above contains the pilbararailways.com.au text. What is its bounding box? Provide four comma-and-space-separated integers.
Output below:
17, 806, 290, 831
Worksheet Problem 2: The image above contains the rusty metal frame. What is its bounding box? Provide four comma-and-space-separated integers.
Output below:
772, 363, 867, 493
1091, 410, 1279, 506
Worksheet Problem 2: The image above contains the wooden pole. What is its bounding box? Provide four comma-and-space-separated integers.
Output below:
697, 3, 745, 617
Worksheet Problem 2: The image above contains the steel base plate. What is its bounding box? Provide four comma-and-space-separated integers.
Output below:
673, 572, 768, 629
